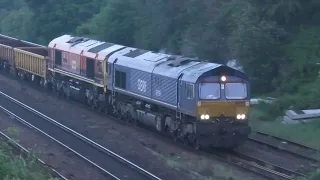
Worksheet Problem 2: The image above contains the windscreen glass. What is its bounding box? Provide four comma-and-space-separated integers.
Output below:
199, 83, 220, 99
225, 83, 247, 99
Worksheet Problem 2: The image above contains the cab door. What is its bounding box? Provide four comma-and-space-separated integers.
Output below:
177, 73, 184, 109
103, 59, 108, 91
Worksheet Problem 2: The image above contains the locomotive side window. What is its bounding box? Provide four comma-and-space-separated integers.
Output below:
97, 61, 103, 73
55, 50, 62, 66
186, 83, 194, 99
62, 53, 68, 63
115, 70, 126, 89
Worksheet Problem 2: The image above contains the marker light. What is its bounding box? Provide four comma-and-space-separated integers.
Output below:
221, 76, 226, 82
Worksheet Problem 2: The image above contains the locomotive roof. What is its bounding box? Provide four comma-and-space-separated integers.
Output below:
152, 58, 223, 82
109, 47, 246, 82
48, 35, 125, 61
108, 47, 170, 72
49, 35, 247, 82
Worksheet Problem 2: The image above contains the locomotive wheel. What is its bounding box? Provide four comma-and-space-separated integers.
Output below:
65, 91, 71, 100
125, 112, 133, 124
97, 104, 103, 113
104, 105, 112, 116
120, 111, 126, 121
90, 102, 95, 110
183, 137, 189, 146
172, 130, 179, 142
132, 117, 138, 126
58, 89, 63, 97
189, 135, 201, 150
193, 139, 201, 150
183, 134, 189, 146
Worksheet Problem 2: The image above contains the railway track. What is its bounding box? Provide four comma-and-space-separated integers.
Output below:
0, 130, 67, 180
0, 73, 313, 180
223, 150, 307, 180
249, 131, 319, 162
0, 91, 162, 180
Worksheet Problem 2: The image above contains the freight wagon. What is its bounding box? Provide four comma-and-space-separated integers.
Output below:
0, 34, 46, 76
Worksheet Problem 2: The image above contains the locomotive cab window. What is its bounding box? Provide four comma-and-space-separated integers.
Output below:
86, 58, 95, 79
186, 83, 194, 99
62, 53, 67, 63
225, 83, 247, 99
199, 83, 220, 99
97, 61, 103, 73
55, 50, 62, 66
115, 70, 126, 89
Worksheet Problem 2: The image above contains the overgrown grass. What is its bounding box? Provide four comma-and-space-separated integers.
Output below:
249, 106, 320, 150
309, 171, 320, 180
0, 127, 57, 180
145, 146, 249, 180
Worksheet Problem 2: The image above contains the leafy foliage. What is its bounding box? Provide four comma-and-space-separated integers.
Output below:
0, 137, 55, 179
309, 171, 320, 180
1, 0, 320, 110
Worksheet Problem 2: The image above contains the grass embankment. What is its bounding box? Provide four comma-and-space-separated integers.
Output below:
0, 128, 56, 180
249, 105, 320, 150
249, 105, 320, 179
250, 106, 320, 149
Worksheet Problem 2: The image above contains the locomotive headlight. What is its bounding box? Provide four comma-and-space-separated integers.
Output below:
236, 114, 246, 120
200, 114, 210, 120
221, 76, 226, 82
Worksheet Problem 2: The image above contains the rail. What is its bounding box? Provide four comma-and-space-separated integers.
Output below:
0, 91, 161, 180
0, 129, 67, 180
250, 131, 319, 162
212, 149, 306, 180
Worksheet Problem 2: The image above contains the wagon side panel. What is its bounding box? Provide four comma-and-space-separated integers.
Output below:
0, 44, 14, 65
14, 48, 47, 78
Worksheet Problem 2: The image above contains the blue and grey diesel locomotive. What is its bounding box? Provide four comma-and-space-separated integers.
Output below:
103, 48, 251, 149
0, 34, 251, 149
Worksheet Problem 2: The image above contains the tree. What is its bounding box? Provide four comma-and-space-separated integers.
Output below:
227, 1, 286, 93
77, 0, 136, 46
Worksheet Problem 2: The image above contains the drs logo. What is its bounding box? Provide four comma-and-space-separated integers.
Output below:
137, 79, 147, 92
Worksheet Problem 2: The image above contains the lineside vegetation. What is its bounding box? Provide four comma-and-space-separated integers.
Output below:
0, 127, 57, 180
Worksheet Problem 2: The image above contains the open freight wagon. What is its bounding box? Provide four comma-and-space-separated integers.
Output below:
0, 34, 48, 78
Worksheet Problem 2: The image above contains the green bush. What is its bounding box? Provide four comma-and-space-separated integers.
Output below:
276, 80, 320, 111
0, 140, 55, 180
309, 171, 320, 180
250, 103, 281, 121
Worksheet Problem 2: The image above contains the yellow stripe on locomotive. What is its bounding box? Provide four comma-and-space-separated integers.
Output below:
197, 101, 250, 120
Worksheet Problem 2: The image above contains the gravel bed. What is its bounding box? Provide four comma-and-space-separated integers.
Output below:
237, 141, 318, 175
0, 110, 108, 180
0, 74, 264, 180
